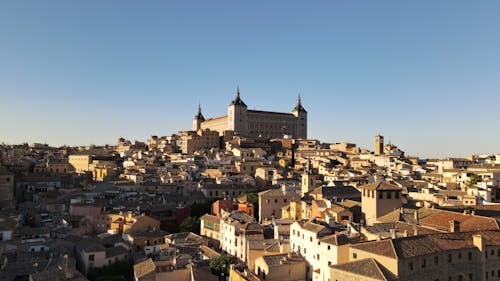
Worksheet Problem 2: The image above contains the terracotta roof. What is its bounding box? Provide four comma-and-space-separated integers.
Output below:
360, 181, 402, 191
133, 258, 156, 279
354, 231, 500, 260
261, 253, 305, 267
351, 239, 397, 259
420, 210, 499, 232
331, 258, 388, 281
200, 214, 220, 225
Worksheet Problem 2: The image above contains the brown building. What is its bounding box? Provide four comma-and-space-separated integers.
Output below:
360, 181, 403, 226
194, 89, 307, 139
0, 168, 14, 209
332, 230, 500, 281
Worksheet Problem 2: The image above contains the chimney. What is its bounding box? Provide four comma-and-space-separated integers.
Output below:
390, 229, 397, 239
472, 234, 485, 252
413, 210, 419, 224
449, 220, 460, 233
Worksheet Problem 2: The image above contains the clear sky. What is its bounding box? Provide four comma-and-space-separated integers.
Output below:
1, 1, 499, 158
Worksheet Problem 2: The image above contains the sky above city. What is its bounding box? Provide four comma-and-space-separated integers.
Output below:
1, 1, 499, 158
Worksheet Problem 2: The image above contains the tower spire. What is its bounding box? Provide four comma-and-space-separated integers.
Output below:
293, 93, 307, 113
195, 102, 205, 120
230, 85, 247, 107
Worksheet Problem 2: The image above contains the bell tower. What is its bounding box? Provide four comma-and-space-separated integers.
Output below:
227, 87, 248, 136
292, 94, 307, 139
193, 103, 205, 131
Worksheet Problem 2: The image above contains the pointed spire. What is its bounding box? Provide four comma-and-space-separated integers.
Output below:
293, 93, 307, 113
195, 103, 205, 120
230, 85, 247, 107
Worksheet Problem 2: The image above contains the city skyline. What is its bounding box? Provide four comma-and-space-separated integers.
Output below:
1, 1, 500, 158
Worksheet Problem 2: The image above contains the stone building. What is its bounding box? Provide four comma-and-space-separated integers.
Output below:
332, 231, 500, 281
194, 88, 307, 139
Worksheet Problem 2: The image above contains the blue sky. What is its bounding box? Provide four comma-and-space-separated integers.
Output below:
1, 1, 499, 158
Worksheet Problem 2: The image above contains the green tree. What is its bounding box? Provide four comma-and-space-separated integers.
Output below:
179, 216, 200, 234
87, 261, 132, 281
466, 173, 479, 186
209, 255, 236, 277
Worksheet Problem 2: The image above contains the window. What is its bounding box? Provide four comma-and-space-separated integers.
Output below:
422, 258, 426, 268
387, 192, 392, 199
89, 254, 95, 261
458, 252, 462, 259
353, 253, 357, 259
434, 256, 439, 265
317, 254, 320, 260
275, 199, 278, 203
408, 262, 413, 271
328, 245, 331, 250
448, 254, 452, 263
379, 192, 383, 199
468, 252, 472, 260
310, 237, 312, 242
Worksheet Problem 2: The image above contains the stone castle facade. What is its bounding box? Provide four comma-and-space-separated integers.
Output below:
193, 88, 308, 139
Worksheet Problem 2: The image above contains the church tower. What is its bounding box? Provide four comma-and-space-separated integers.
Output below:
292, 94, 307, 139
227, 87, 248, 136
301, 158, 320, 197
193, 104, 205, 131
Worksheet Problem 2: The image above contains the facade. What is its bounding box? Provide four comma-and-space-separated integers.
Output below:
259, 188, 301, 223
178, 129, 220, 154
360, 181, 403, 226
254, 253, 307, 281
290, 221, 350, 281
220, 211, 257, 259
335, 231, 500, 281
374, 135, 384, 156
194, 89, 307, 139
200, 214, 221, 240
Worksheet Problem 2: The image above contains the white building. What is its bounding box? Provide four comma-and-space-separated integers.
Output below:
290, 221, 350, 281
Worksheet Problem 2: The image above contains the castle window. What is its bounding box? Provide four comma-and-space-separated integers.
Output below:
387, 192, 392, 199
